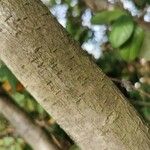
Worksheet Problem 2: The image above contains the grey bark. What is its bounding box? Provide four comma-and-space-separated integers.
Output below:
0, 0, 150, 149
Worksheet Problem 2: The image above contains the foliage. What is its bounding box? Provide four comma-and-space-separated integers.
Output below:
69, 145, 80, 150
65, 0, 92, 44
119, 25, 144, 61
92, 9, 150, 61
140, 29, 150, 60
0, 137, 28, 150
109, 15, 134, 48
91, 9, 126, 25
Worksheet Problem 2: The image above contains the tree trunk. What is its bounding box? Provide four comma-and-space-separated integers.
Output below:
0, 0, 150, 149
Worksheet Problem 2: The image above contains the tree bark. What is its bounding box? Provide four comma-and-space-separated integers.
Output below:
0, 0, 150, 149
0, 95, 57, 150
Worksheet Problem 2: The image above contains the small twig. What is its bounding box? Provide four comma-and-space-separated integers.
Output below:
35, 119, 65, 149
51, 134, 63, 149
110, 77, 150, 99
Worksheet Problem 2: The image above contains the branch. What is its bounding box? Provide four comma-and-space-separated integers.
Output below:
0, 94, 57, 150
110, 78, 150, 98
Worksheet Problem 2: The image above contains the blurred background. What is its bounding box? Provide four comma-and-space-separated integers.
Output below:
0, 0, 150, 149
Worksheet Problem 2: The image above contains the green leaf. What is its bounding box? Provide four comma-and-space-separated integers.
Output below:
11, 92, 26, 107
69, 145, 80, 150
0, 64, 18, 91
0, 116, 8, 131
142, 107, 150, 121
133, 0, 146, 8
119, 25, 144, 61
37, 104, 45, 116
3, 137, 14, 146
140, 28, 150, 60
147, 0, 150, 4
109, 15, 134, 48
13, 143, 22, 150
91, 9, 126, 25
26, 99, 36, 112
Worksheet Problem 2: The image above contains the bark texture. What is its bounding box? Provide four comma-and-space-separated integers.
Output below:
0, 0, 150, 149
0, 95, 57, 150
